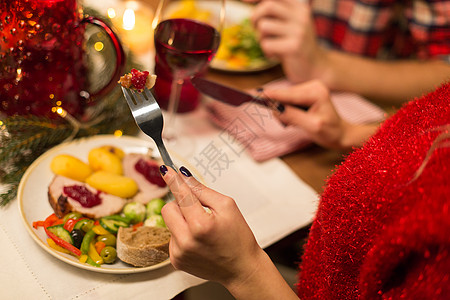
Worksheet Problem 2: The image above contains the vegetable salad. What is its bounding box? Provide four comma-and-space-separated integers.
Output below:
33, 198, 167, 267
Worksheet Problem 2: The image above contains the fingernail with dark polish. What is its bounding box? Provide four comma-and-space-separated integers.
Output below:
180, 166, 192, 177
159, 165, 168, 176
276, 103, 285, 113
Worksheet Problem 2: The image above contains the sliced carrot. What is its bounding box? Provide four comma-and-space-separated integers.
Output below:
132, 222, 144, 231
94, 241, 106, 255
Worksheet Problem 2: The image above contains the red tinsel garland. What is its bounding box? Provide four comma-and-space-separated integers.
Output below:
297, 83, 450, 299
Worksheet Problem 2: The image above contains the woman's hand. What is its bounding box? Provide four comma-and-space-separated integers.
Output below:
266, 80, 378, 149
160, 166, 262, 284
247, 0, 328, 83
160, 166, 299, 299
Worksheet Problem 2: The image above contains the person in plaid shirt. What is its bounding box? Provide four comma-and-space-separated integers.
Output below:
246, 0, 450, 104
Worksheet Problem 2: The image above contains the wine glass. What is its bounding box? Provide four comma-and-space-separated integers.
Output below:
153, 0, 225, 145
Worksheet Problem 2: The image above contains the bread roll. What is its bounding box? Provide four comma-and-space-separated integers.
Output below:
117, 226, 171, 267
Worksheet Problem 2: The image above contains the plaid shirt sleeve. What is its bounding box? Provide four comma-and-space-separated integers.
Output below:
312, 0, 450, 62
410, 0, 450, 61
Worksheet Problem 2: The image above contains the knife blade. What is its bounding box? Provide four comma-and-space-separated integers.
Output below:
191, 76, 287, 112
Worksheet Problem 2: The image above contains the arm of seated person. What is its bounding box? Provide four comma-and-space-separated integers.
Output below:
322, 52, 450, 106
246, 0, 450, 105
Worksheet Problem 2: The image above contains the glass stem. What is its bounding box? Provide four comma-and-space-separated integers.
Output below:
164, 77, 183, 140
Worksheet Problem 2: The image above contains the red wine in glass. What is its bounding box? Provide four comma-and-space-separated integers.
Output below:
154, 18, 221, 80
154, 18, 221, 139
153, 60, 202, 113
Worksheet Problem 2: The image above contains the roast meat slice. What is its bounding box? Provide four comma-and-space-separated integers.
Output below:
122, 153, 169, 204
48, 175, 127, 219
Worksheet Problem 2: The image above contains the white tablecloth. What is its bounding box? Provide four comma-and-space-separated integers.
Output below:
0, 107, 318, 300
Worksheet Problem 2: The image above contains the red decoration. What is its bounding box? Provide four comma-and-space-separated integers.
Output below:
0, 1, 124, 119
297, 83, 450, 299
130, 68, 149, 92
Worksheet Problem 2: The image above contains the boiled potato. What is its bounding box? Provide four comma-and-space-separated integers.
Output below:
50, 154, 93, 182
86, 171, 138, 198
99, 145, 125, 159
88, 147, 123, 175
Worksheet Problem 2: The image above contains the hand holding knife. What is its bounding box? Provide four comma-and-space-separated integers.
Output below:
190, 76, 308, 112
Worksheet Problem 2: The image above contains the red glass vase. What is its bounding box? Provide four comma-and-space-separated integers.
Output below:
0, 0, 124, 119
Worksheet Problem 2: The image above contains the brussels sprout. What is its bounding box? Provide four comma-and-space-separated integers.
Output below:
144, 215, 166, 228
146, 198, 166, 216
122, 201, 146, 224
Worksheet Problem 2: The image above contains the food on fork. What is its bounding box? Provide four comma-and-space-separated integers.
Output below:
118, 68, 157, 92
117, 226, 171, 267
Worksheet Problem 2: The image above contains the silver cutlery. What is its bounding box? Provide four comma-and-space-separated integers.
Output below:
121, 86, 177, 172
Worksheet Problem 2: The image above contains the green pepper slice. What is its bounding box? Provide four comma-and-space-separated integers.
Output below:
80, 229, 96, 255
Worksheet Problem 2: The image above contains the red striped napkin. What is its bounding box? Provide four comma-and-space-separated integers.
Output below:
205, 79, 386, 161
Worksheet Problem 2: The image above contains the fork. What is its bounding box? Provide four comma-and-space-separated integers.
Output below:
121, 86, 177, 172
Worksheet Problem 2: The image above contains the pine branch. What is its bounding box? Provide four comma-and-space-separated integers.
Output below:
1, 121, 72, 161
1, 188, 16, 207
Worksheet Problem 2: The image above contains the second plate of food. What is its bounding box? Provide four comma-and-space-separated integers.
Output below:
165, 0, 278, 72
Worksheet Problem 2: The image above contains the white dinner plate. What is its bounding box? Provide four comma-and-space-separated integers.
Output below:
17, 134, 197, 274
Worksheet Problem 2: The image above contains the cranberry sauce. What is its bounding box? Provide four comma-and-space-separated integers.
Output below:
130, 68, 149, 91
134, 158, 167, 187
63, 185, 102, 208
